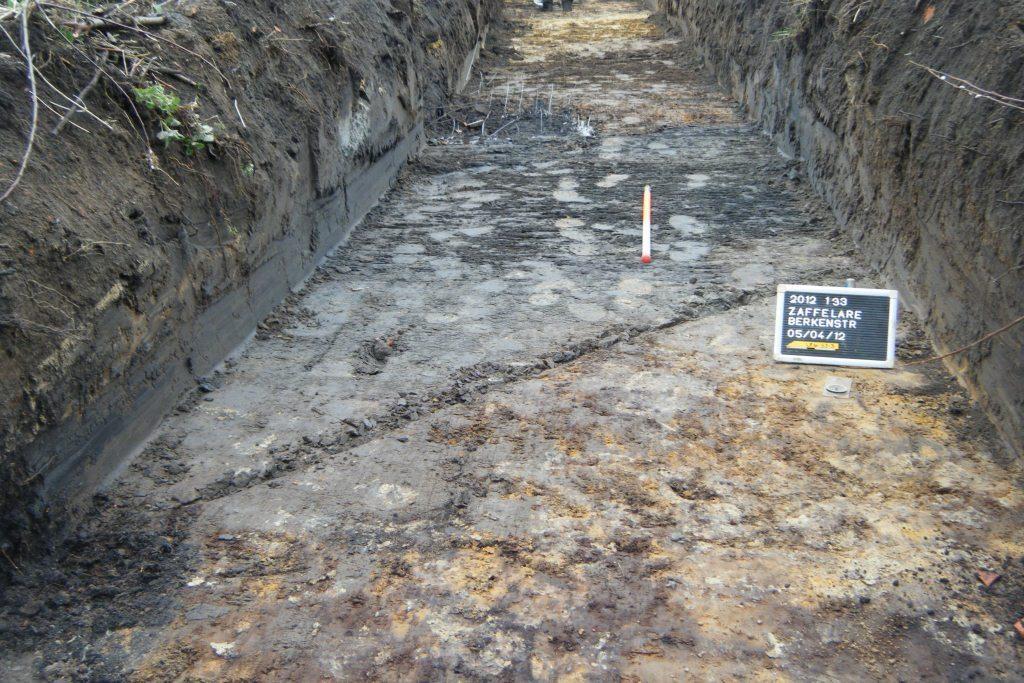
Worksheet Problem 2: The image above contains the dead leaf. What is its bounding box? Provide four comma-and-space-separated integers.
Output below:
1015, 620, 1024, 639
922, 6, 936, 23
977, 570, 1001, 588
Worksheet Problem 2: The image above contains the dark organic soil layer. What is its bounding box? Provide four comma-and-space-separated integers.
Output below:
658, 0, 1024, 453
0, 0, 498, 576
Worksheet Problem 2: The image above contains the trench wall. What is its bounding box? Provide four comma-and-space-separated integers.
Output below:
658, 0, 1024, 453
0, 0, 499, 569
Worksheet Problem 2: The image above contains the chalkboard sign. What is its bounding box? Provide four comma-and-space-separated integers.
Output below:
773, 285, 899, 369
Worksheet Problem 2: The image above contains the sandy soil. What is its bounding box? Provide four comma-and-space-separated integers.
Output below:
1, 1, 1021, 680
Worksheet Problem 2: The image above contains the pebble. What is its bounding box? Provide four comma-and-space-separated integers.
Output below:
210, 641, 237, 658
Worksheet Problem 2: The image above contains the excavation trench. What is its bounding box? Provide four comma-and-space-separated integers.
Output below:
2, 1, 1021, 680
0, 0, 499, 562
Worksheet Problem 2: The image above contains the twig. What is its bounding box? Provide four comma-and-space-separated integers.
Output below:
0, 546, 20, 572
867, 35, 890, 51
63, 14, 166, 34
151, 66, 198, 88
489, 116, 520, 138
39, 97, 89, 132
26, 276, 81, 310
233, 98, 247, 128
0, 21, 112, 130
896, 109, 922, 119
53, 53, 108, 134
992, 263, 1023, 284
908, 59, 1024, 112
0, 4, 38, 204
22, 453, 56, 485
905, 313, 1024, 366
40, 3, 231, 87
38, 5, 154, 166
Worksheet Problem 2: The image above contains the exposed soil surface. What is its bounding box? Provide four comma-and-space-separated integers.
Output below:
660, 0, 1024, 453
2, 1, 1021, 680
0, 0, 496, 564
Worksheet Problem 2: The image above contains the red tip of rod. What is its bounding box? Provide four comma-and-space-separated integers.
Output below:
641, 255, 652, 264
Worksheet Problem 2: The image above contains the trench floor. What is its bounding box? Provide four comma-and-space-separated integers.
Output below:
3, 0, 1023, 680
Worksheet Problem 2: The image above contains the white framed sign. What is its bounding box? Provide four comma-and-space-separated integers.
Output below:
773, 284, 899, 369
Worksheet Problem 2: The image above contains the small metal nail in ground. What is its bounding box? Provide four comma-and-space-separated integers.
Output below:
823, 376, 853, 398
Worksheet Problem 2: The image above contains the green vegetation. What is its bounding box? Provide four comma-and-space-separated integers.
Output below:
772, 0, 815, 41
133, 83, 181, 116
133, 83, 217, 155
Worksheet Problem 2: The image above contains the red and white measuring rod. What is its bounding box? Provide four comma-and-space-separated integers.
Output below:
641, 185, 652, 264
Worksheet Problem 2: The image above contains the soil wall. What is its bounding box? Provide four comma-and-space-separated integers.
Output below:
658, 0, 1024, 453
0, 0, 498, 568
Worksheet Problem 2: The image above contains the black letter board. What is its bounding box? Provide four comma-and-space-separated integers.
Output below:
774, 285, 899, 369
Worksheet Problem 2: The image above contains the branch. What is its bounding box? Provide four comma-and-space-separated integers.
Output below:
39, 3, 231, 88
0, 4, 39, 204
151, 65, 199, 88
489, 116, 520, 137
908, 60, 1024, 113
905, 313, 1024, 366
0, 12, 113, 129
37, 5, 154, 166
52, 52, 108, 134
